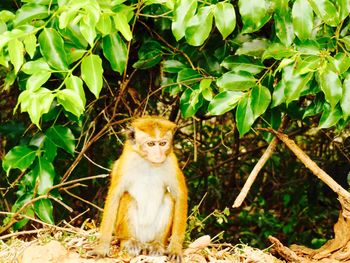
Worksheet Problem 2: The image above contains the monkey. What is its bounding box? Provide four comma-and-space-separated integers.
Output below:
93, 116, 188, 262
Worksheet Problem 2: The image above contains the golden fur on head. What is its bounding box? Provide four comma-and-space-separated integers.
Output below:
131, 116, 177, 138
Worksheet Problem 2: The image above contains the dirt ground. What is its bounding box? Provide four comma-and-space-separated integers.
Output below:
0, 230, 282, 263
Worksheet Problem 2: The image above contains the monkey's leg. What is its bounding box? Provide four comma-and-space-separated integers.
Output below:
115, 193, 142, 257
147, 194, 174, 256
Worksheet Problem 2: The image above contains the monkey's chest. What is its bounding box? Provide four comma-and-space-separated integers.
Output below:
127, 175, 170, 224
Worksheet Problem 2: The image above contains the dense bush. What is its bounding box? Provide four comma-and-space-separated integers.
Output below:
0, 0, 349, 248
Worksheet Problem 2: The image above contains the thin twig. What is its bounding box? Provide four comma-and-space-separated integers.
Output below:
63, 189, 103, 212
232, 136, 279, 208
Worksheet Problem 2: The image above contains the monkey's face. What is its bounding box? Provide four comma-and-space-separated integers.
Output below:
141, 139, 171, 164
133, 128, 173, 164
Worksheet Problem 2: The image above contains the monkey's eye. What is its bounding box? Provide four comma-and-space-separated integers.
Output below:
159, 141, 167, 146
147, 141, 156, 147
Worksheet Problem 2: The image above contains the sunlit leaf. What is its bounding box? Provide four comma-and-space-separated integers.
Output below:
81, 54, 103, 98
13, 3, 50, 26
274, 2, 294, 46
113, 13, 132, 41
172, 0, 197, 41
185, 6, 213, 46
8, 39, 24, 73
221, 55, 265, 74
26, 71, 51, 92
238, 0, 271, 33
319, 104, 342, 128
207, 91, 244, 115
214, 2, 236, 39
292, 0, 313, 41
38, 28, 68, 71
216, 71, 256, 91
17, 88, 55, 127
23, 34, 37, 59
308, 0, 339, 27
318, 67, 342, 109
57, 75, 85, 117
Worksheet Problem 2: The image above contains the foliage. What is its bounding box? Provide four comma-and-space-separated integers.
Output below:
0, 0, 349, 248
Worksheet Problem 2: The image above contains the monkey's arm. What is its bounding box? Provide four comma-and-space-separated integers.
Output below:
168, 166, 188, 259
95, 160, 123, 256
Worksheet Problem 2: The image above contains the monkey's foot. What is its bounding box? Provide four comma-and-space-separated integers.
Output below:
167, 253, 183, 263
122, 240, 142, 257
146, 243, 165, 256
87, 243, 110, 258
167, 242, 183, 263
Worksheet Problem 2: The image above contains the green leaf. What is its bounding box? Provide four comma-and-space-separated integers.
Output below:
17, 88, 55, 127
262, 43, 296, 60
33, 158, 55, 195
60, 23, 88, 49
271, 80, 286, 107
303, 94, 324, 118
319, 67, 342, 109
133, 41, 163, 69
238, 0, 271, 33
292, 0, 313, 41
172, 0, 197, 41
45, 125, 75, 155
13, 3, 50, 27
216, 71, 256, 91
2, 146, 37, 175
180, 87, 203, 118
57, 75, 85, 117
319, 104, 342, 128
38, 28, 68, 71
221, 55, 265, 74
23, 34, 37, 59
338, 0, 350, 20
251, 85, 271, 119
236, 94, 254, 137
199, 78, 213, 101
177, 68, 201, 84
102, 33, 127, 74
236, 38, 269, 58
26, 71, 51, 92
283, 66, 313, 105
185, 6, 213, 46
8, 39, 24, 74
207, 91, 244, 115
34, 199, 54, 224
96, 14, 112, 36
79, 19, 96, 46
341, 74, 350, 117
294, 56, 320, 75
308, 0, 340, 27
214, 2, 236, 39
163, 60, 186, 73
327, 53, 350, 75
113, 13, 132, 41
81, 54, 103, 98
43, 137, 57, 162
22, 58, 51, 74
274, 2, 294, 46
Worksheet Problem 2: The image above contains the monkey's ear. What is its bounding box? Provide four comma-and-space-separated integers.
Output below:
126, 126, 135, 143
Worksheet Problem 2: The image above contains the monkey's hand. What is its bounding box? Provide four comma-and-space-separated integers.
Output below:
167, 241, 183, 263
88, 242, 110, 258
